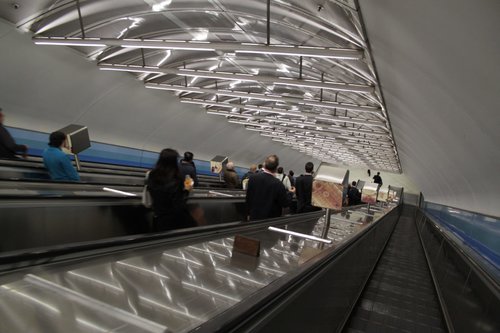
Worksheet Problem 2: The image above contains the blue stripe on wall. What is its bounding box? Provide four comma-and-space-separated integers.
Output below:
8, 127, 248, 177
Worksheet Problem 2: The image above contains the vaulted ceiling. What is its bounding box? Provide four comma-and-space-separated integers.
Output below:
2, 0, 400, 172
1, 0, 499, 216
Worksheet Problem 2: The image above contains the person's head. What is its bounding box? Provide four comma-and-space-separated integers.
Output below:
305, 162, 314, 173
183, 151, 193, 162
249, 164, 257, 173
48, 131, 67, 148
377, 172, 380, 175
152, 148, 181, 182
157, 148, 180, 169
352, 181, 357, 186
277, 166, 284, 174
226, 161, 234, 170
264, 155, 279, 173
288, 170, 294, 177
0, 108, 4, 124
257, 163, 263, 170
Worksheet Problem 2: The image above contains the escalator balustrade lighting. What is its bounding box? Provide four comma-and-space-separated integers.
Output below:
268, 226, 332, 244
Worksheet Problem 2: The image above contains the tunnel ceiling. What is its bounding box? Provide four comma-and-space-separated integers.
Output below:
1, 0, 401, 173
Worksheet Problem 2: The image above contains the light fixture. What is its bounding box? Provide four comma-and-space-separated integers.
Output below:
102, 187, 137, 196
99, 64, 373, 94
32, 37, 363, 60
145, 83, 383, 115
268, 226, 332, 244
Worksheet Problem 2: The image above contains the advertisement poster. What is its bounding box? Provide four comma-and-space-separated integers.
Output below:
210, 155, 228, 174
210, 161, 223, 174
361, 183, 378, 204
377, 188, 388, 202
312, 180, 344, 210
306, 162, 349, 211
387, 190, 398, 203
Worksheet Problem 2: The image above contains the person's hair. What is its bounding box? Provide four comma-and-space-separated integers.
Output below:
226, 161, 234, 170
249, 164, 257, 172
305, 162, 314, 173
377, 172, 380, 175
48, 131, 66, 147
183, 151, 193, 162
288, 170, 294, 177
352, 181, 357, 186
264, 155, 279, 172
277, 166, 284, 174
258, 163, 263, 169
150, 148, 181, 184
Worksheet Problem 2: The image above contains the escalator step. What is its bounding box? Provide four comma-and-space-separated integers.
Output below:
344, 211, 447, 332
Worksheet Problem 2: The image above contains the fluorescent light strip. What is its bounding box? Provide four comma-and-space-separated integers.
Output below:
183, 100, 390, 137
35, 41, 106, 47
121, 44, 215, 51
146, 83, 382, 115
273, 80, 372, 93
102, 187, 137, 196
183, 98, 387, 131
99, 64, 372, 94
208, 191, 234, 197
33, 37, 362, 60
272, 137, 395, 164
268, 226, 332, 244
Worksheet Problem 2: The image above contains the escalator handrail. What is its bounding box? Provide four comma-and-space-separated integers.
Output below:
0, 211, 324, 272
193, 205, 400, 333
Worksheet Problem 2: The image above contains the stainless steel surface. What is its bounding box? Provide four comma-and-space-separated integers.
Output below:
0, 206, 395, 332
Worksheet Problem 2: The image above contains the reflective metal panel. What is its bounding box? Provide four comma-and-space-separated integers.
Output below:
0, 206, 393, 332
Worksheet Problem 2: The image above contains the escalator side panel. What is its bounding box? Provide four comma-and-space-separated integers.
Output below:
234, 207, 399, 332
418, 211, 500, 333
0, 199, 247, 253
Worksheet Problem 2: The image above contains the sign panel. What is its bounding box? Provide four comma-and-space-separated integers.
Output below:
361, 182, 378, 204
311, 162, 349, 210
377, 187, 389, 202
57, 124, 91, 154
210, 155, 228, 174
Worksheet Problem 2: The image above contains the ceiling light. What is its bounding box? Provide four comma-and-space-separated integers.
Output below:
33, 37, 362, 60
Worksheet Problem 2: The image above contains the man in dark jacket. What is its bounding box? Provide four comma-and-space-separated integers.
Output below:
373, 172, 383, 189
295, 162, 321, 213
179, 151, 199, 186
0, 109, 28, 159
246, 155, 292, 220
347, 181, 362, 206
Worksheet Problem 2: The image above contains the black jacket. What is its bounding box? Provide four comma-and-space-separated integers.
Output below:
179, 160, 199, 186
295, 174, 319, 213
246, 171, 290, 220
348, 186, 361, 205
147, 177, 195, 231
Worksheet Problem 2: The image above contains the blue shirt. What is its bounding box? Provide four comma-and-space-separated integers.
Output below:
43, 146, 80, 181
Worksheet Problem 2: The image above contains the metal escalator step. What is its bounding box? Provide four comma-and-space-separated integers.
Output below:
344, 210, 446, 332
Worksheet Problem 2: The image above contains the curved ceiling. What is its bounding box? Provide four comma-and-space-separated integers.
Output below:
1, 0, 499, 216
1, 0, 400, 173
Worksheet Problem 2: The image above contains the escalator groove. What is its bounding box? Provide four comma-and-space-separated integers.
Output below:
344, 213, 447, 333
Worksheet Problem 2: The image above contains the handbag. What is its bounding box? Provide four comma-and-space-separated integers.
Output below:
141, 185, 153, 208
142, 171, 153, 208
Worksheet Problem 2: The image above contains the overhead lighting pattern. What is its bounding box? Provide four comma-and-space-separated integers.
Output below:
30, 4, 401, 172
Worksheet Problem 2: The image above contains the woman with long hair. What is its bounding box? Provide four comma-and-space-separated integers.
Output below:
147, 148, 196, 231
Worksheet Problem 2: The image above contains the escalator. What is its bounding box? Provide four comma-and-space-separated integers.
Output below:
1, 204, 495, 332
344, 207, 446, 332
0, 206, 396, 333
